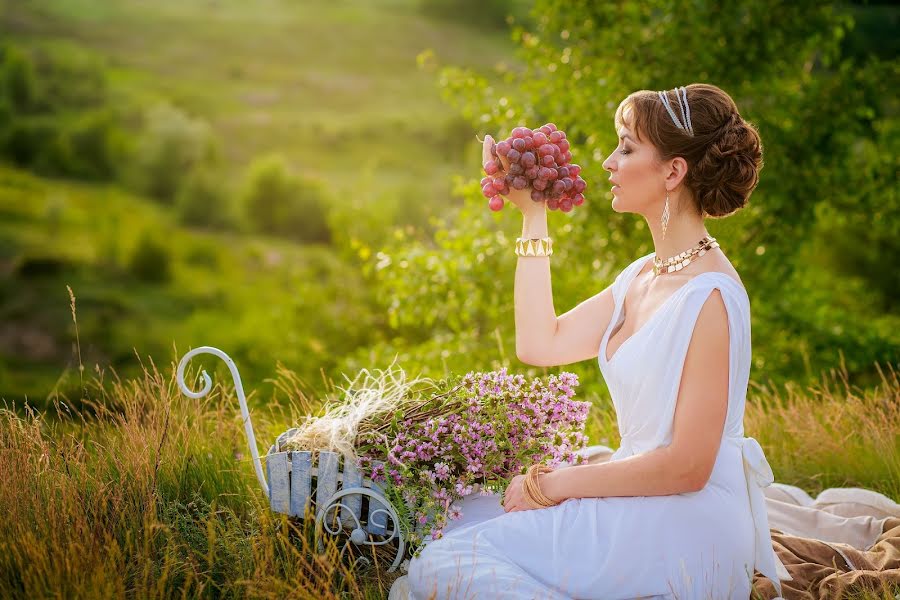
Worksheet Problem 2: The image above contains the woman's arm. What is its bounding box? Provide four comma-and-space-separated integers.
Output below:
540, 289, 731, 499
514, 210, 618, 366
514, 210, 555, 362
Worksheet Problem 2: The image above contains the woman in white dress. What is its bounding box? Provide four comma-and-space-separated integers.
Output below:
405, 83, 793, 600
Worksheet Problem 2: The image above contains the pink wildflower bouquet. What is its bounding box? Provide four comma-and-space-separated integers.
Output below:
354, 368, 591, 554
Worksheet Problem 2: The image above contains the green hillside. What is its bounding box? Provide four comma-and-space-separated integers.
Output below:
0, 0, 523, 408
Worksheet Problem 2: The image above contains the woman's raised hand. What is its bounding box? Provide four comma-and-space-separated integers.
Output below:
482, 134, 544, 216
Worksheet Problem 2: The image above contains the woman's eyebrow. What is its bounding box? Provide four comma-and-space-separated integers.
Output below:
618, 132, 636, 143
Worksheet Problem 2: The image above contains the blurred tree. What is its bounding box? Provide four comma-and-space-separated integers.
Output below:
0, 44, 37, 112
130, 102, 220, 204
238, 154, 332, 244
128, 230, 172, 283
175, 166, 235, 231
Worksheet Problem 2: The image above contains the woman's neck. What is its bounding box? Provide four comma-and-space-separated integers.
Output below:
646, 213, 710, 260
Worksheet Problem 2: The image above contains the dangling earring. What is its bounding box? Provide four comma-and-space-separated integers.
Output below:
661, 191, 670, 240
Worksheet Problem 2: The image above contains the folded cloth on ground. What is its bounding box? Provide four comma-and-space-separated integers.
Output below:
751, 517, 900, 600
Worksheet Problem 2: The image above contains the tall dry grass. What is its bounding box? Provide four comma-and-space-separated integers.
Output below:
745, 360, 899, 501
0, 350, 401, 599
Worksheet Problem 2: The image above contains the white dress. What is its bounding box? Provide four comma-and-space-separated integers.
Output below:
406, 252, 793, 600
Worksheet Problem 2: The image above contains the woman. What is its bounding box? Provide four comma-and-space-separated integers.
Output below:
405, 83, 792, 600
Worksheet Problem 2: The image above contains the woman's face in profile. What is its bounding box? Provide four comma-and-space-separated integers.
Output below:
602, 120, 664, 215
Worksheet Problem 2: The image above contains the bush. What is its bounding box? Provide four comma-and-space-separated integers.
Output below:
44, 109, 128, 180
28, 44, 108, 113
0, 44, 37, 112
2, 117, 59, 167
238, 154, 331, 243
175, 166, 234, 230
130, 102, 219, 204
127, 231, 172, 283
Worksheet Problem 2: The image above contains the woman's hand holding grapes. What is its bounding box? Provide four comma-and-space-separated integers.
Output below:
481, 134, 540, 215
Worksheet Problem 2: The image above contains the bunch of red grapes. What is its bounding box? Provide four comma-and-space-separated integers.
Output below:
481, 123, 586, 213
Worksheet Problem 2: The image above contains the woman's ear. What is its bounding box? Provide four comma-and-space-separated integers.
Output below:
665, 156, 689, 191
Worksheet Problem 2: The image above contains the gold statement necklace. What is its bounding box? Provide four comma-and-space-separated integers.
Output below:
653, 235, 719, 276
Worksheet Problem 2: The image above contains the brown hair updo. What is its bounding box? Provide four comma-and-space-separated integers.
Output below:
614, 83, 763, 218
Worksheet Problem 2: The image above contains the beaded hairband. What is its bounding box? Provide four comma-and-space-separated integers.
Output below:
657, 86, 694, 136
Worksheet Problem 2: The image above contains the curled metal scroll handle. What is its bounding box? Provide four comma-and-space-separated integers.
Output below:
176, 346, 269, 499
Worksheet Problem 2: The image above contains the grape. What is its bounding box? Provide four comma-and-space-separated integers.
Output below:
512, 176, 528, 190
562, 178, 573, 192
573, 177, 586, 194
524, 166, 540, 179
482, 184, 494, 198
512, 138, 526, 152
538, 143, 555, 157
524, 136, 534, 150
569, 164, 582, 177
509, 163, 524, 176
532, 131, 548, 146
557, 166, 570, 179
573, 193, 585, 206
544, 122, 557, 132
481, 176, 491, 187
521, 151, 537, 168
552, 180, 566, 195
559, 198, 574, 212
541, 154, 556, 167
530, 189, 545, 202
511, 127, 525, 139
547, 198, 560, 210
484, 160, 500, 175
549, 131, 562, 144
558, 139, 570, 153
562, 150, 572, 163
496, 141, 511, 156
491, 178, 506, 193
546, 168, 559, 181
533, 178, 548, 191
506, 148, 521, 163
489, 195, 504, 211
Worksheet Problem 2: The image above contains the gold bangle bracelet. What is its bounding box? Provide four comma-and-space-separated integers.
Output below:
515, 237, 553, 257
523, 464, 558, 507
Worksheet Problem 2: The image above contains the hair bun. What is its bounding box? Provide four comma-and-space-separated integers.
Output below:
690, 114, 763, 218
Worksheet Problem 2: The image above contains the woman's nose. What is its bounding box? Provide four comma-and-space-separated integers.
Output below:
602, 155, 614, 171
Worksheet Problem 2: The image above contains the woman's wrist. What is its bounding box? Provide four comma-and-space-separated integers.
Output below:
539, 470, 566, 504
521, 209, 549, 239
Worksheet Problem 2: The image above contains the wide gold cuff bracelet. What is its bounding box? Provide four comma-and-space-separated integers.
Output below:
515, 237, 553, 257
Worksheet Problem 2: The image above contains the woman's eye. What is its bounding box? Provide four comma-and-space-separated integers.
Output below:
619, 148, 630, 155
